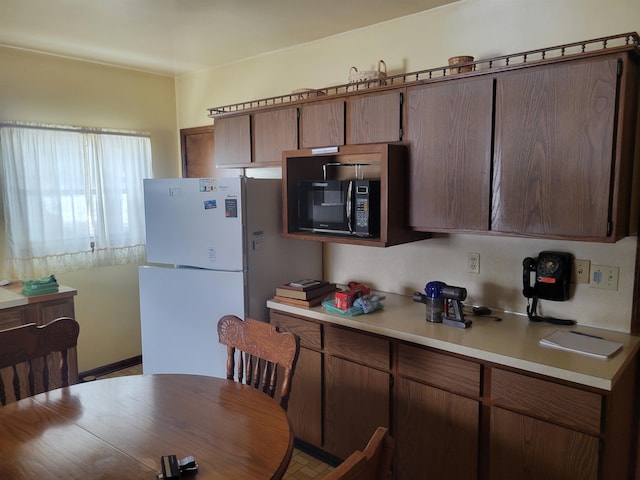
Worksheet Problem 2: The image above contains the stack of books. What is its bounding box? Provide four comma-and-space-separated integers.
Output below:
273, 279, 337, 308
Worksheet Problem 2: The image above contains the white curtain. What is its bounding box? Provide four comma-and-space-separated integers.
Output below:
0, 123, 152, 279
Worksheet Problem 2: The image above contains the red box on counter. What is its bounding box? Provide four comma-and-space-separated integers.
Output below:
333, 283, 372, 310
334, 291, 355, 310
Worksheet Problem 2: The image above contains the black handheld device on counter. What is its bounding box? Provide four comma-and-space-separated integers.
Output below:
161, 455, 198, 478
161, 455, 180, 479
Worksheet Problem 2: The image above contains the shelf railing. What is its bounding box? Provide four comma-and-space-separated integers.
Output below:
208, 32, 640, 116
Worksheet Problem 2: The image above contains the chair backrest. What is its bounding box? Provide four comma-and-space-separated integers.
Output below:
217, 315, 299, 411
323, 427, 394, 480
0, 317, 80, 406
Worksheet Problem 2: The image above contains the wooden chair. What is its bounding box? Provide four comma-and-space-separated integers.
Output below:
0, 317, 80, 406
217, 315, 300, 411
324, 427, 394, 480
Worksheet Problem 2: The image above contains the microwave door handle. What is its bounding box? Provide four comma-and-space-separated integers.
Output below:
346, 180, 353, 233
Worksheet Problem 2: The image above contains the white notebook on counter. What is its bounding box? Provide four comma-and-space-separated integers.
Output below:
540, 330, 623, 359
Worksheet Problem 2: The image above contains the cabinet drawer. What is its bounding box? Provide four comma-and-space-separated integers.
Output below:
491, 368, 602, 435
270, 311, 321, 350
0, 308, 27, 330
325, 326, 389, 370
397, 343, 480, 397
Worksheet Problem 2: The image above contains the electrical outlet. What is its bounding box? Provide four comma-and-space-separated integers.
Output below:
573, 259, 590, 284
467, 253, 480, 274
589, 264, 619, 291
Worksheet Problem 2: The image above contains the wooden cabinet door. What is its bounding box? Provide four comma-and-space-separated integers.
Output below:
489, 407, 599, 480
347, 91, 402, 144
0, 307, 29, 330
324, 355, 390, 459
180, 125, 214, 178
492, 57, 618, 239
301, 100, 345, 148
37, 298, 75, 325
214, 114, 251, 167
271, 312, 323, 448
406, 77, 493, 231
395, 377, 479, 480
253, 107, 298, 164
287, 347, 322, 447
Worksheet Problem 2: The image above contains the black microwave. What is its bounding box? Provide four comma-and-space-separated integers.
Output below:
298, 179, 380, 237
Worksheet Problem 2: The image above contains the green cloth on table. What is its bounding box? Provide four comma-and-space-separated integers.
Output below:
21, 275, 59, 296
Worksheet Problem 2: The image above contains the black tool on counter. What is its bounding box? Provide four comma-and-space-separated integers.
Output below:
471, 306, 502, 322
523, 252, 575, 325
442, 285, 472, 329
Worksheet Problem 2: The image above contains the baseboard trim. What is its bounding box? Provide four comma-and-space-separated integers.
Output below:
294, 439, 342, 467
79, 355, 142, 382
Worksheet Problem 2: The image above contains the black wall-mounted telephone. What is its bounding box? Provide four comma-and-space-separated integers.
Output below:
522, 251, 572, 301
522, 251, 575, 325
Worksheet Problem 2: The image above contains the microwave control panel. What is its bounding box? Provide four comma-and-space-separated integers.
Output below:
354, 180, 380, 236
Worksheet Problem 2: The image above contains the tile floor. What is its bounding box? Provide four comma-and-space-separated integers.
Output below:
98, 364, 334, 479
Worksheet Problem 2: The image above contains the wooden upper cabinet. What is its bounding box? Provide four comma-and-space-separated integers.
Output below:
208, 38, 639, 242
492, 56, 622, 240
253, 106, 299, 164
347, 90, 402, 144
214, 114, 251, 167
406, 77, 494, 231
300, 100, 345, 149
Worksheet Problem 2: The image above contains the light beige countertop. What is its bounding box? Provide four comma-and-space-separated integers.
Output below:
268, 291, 640, 391
0, 284, 77, 310
0, 286, 28, 309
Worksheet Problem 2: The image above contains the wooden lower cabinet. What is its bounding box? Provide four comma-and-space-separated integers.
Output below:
324, 355, 390, 459
395, 377, 478, 479
489, 407, 598, 480
270, 312, 323, 447
395, 344, 481, 479
269, 309, 637, 479
488, 366, 635, 480
289, 347, 322, 446
0, 287, 78, 383
0, 293, 75, 328
0, 306, 27, 330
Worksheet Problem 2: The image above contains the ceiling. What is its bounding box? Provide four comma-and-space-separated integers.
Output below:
0, 0, 457, 76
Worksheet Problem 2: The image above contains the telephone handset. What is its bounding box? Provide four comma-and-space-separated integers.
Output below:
522, 251, 575, 325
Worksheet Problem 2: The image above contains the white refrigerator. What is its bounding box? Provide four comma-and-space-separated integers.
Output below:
139, 176, 322, 378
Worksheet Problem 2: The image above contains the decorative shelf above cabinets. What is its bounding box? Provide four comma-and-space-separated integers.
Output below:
282, 143, 429, 247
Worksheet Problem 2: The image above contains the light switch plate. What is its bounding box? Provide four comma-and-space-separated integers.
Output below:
589, 265, 619, 291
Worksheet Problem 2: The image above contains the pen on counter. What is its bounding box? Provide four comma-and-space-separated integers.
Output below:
570, 331, 604, 340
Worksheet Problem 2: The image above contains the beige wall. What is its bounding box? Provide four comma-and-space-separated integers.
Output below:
176, 0, 640, 332
0, 47, 179, 371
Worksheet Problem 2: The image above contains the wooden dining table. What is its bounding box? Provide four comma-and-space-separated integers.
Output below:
0, 374, 294, 479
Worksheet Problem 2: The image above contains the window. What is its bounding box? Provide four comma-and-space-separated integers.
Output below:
0, 122, 152, 279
